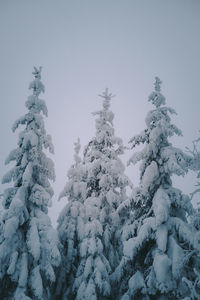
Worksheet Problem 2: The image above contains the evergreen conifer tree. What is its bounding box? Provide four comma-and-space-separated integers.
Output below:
0, 67, 60, 300
112, 78, 198, 299
54, 138, 87, 300
72, 89, 131, 300
187, 134, 200, 202
182, 134, 200, 299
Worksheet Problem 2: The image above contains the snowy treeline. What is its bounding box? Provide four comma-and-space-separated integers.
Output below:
0, 69, 200, 300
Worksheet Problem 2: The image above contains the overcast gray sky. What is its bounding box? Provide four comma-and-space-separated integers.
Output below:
0, 0, 200, 226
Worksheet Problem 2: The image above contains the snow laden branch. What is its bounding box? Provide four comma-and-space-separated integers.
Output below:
114, 77, 197, 299
0, 67, 60, 300
56, 89, 132, 300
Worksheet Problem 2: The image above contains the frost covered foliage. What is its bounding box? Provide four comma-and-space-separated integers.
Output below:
187, 134, 200, 202
113, 77, 198, 299
72, 89, 131, 300
54, 139, 87, 300
182, 267, 200, 300
0, 194, 4, 219
186, 135, 200, 234
0, 67, 60, 300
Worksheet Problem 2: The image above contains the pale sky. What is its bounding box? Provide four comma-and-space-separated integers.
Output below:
0, 0, 200, 226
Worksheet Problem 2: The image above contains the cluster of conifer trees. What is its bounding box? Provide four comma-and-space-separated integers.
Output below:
0, 68, 200, 300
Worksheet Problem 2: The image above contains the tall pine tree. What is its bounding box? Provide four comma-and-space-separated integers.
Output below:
187, 134, 200, 202
112, 78, 198, 299
0, 67, 60, 300
54, 138, 87, 300
183, 134, 200, 299
72, 89, 131, 300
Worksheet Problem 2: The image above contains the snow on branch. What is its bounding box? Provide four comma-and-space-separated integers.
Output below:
123, 217, 156, 260
168, 217, 196, 248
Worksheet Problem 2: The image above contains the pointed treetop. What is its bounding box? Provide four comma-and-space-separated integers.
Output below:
148, 76, 165, 107
32, 66, 42, 79
29, 66, 45, 97
74, 137, 81, 165
74, 137, 81, 154
154, 76, 162, 92
98, 88, 115, 110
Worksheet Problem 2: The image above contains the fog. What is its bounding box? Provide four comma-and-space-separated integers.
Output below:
0, 0, 200, 226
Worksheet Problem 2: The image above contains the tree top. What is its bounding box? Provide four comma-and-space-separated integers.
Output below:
148, 77, 165, 107
98, 88, 115, 110
32, 66, 42, 80
29, 66, 45, 96
154, 76, 162, 92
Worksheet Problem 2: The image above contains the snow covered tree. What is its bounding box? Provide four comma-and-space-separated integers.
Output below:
72, 89, 131, 300
187, 134, 200, 203
0, 67, 61, 300
183, 134, 200, 300
0, 193, 3, 216
112, 77, 199, 299
185, 134, 200, 233
54, 138, 87, 300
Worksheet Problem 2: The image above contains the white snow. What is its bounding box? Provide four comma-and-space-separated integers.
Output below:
128, 270, 145, 294
153, 188, 171, 226
156, 224, 168, 252
153, 251, 171, 283
141, 161, 159, 193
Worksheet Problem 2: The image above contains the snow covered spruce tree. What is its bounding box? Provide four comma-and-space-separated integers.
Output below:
185, 135, 200, 232
72, 89, 131, 300
187, 134, 200, 203
112, 77, 199, 299
54, 138, 87, 300
182, 134, 200, 300
0, 67, 60, 300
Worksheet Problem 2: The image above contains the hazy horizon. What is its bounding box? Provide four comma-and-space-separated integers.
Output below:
0, 0, 200, 226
